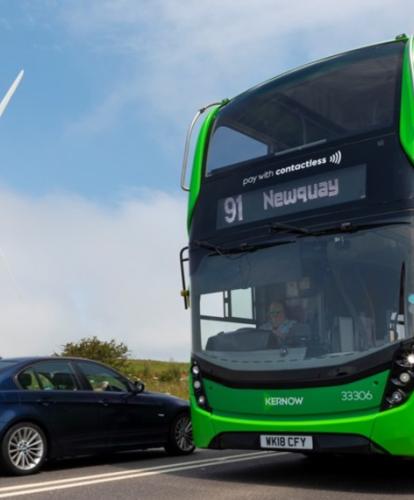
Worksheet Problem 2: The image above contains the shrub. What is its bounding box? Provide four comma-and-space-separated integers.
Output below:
159, 365, 181, 383
59, 336, 130, 372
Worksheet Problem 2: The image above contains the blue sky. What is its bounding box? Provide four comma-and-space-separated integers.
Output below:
0, 0, 413, 359
1, 0, 411, 201
0, 2, 163, 199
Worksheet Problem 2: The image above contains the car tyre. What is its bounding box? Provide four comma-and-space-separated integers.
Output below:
1, 422, 47, 476
165, 412, 195, 456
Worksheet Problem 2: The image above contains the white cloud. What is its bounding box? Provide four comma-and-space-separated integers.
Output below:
61, 0, 414, 135
0, 188, 190, 361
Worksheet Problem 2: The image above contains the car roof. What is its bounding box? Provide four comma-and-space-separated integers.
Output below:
0, 356, 107, 366
1, 356, 95, 361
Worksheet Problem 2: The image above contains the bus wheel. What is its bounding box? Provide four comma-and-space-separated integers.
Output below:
165, 412, 195, 455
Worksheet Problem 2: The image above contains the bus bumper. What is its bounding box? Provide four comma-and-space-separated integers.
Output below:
190, 397, 414, 457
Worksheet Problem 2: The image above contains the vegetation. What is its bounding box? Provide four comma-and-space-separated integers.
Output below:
126, 359, 189, 400
58, 337, 189, 399
59, 336, 130, 371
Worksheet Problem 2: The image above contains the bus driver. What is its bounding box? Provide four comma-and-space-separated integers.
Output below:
262, 301, 309, 350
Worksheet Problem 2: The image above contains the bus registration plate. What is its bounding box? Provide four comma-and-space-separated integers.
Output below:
260, 434, 313, 450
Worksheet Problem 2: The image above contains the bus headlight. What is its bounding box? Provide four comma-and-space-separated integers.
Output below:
382, 343, 414, 410
192, 365, 200, 376
198, 395, 206, 406
191, 360, 210, 411
388, 390, 405, 405
399, 372, 411, 384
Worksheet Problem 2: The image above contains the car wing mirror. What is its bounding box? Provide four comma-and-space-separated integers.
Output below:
131, 380, 145, 394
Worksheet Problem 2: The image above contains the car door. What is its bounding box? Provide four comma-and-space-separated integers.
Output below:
75, 360, 166, 449
17, 360, 108, 456
125, 391, 168, 447
75, 360, 133, 448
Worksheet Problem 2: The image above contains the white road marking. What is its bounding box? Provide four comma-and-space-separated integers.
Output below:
0, 451, 267, 492
0, 451, 285, 498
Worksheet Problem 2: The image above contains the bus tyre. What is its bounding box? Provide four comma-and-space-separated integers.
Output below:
1, 422, 47, 476
165, 412, 195, 456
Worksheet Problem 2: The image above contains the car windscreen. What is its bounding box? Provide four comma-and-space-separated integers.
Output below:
206, 41, 404, 174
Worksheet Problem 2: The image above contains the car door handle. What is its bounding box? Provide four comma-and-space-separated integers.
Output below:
98, 399, 109, 407
36, 398, 53, 407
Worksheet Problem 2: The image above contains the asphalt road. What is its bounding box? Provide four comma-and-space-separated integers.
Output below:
0, 448, 413, 499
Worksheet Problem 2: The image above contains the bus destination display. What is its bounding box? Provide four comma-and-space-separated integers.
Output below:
217, 164, 367, 229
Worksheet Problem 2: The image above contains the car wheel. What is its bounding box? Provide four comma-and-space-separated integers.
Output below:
165, 412, 195, 456
1, 422, 47, 475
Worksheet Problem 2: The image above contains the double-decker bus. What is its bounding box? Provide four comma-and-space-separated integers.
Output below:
180, 34, 414, 456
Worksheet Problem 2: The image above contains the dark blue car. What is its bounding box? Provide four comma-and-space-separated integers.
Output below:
0, 357, 194, 475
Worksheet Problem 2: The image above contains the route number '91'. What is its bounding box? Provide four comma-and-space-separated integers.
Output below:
224, 195, 243, 224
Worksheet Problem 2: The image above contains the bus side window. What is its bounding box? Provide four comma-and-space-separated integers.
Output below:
200, 292, 223, 317
200, 288, 254, 321
230, 289, 254, 320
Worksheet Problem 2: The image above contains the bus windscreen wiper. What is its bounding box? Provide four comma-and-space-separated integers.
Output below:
269, 220, 409, 238
192, 238, 295, 256
310, 220, 410, 236
191, 240, 227, 254
268, 222, 310, 235
193, 220, 409, 255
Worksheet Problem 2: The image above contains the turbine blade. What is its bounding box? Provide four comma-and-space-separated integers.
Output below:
0, 70, 24, 118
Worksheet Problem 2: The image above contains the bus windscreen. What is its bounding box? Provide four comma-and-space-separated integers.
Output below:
206, 42, 404, 175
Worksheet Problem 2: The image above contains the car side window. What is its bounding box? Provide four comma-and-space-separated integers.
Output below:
31, 360, 79, 391
17, 368, 41, 390
77, 361, 130, 392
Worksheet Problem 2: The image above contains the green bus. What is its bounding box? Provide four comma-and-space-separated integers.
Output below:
180, 35, 414, 456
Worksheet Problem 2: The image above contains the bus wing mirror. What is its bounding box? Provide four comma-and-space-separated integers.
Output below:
180, 246, 190, 309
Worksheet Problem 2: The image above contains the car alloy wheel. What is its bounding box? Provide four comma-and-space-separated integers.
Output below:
2, 423, 47, 475
166, 412, 195, 455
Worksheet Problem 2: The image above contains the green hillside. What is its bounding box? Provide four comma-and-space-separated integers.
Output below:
125, 359, 189, 399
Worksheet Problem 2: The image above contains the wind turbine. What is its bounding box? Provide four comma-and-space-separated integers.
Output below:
0, 70, 24, 118
0, 70, 25, 303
